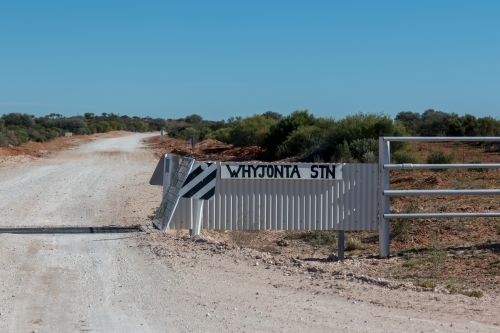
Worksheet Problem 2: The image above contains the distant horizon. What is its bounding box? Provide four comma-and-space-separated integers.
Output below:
2, 108, 499, 123
2, 1, 499, 120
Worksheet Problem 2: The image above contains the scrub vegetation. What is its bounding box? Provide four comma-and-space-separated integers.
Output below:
166, 108, 500, 162
4, 109, 500, 162
0, 112, 166, 147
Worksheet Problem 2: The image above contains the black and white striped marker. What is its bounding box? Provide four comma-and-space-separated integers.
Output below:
179, 162, 217, 200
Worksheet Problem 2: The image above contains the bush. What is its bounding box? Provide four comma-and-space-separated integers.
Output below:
345, 236, 364, 251
392, 150, 418, 164
426, 233, 447, 265
213, 128, 231, 143
9, 128, 29, 145
391, 219, 411, 241
276, 125, 323, 158
361, 151, 377, 163
264, 110, 317, 155
284, 230, 338, 250
468, 160, 488, 172
228, 115, 274, 147
334, 140, 352, 162
184, 114, 203, 124
426, 151, 454, 164
0, 132, 9, 146
322, 113, 407, 162
391, 203, 417, 240
198, 127, 212, 141
1, 113, 35, 128
349, 138, 378, 161
413, 279, 437, 288
177, 127, 199, 140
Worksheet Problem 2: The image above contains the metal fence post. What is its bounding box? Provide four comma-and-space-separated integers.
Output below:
162, 154, 171, 199
379, 138, 390, 258
190, 199, 204, 236
338, 230, 345, 260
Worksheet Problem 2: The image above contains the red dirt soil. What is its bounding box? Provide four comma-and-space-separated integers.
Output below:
146, 135, 266, 161
0, 131, 129, 158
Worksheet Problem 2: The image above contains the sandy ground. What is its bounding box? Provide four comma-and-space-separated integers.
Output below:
0, 133, 499, 332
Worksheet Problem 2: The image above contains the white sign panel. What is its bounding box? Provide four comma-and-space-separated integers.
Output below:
221, 162, 343, 180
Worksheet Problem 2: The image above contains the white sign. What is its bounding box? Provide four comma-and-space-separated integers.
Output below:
221, 163, 343, 180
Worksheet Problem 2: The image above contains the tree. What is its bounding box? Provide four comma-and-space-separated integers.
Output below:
321, 113, 406, 162
184, 114, 203, 124
262, 111, 283, 120
263, 110, 316, 155
228, 115, 275, 147
227, 116, 242, 124
335, 140, 352, 163
419, 109, 456, 136
276, 125, 323, 158
395, 111, 421, 135
461, 114, 478, 136
477, 116, 500, 136
447, 117, 465, 136
1, 113, 35, 128
147, 118, 167, 131
349, 138, 378, 161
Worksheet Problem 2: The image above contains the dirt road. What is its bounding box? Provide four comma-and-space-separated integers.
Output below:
0, 133, 499, 332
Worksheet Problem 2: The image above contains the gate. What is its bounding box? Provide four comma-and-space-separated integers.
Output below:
379, 136, 500, 258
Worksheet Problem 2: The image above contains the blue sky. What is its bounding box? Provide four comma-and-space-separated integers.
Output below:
1, 1, 499, 121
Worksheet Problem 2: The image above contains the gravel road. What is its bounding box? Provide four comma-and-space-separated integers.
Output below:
0, 133, 499, 332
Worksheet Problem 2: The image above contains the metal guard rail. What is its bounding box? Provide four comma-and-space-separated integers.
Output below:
385, 163, 500, 170
384, 189, 500, 196
385, 212, 500, 219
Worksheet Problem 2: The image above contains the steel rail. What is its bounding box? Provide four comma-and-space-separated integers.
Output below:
383, 137, 500, 142
384, 163, 500, 170
384, 189, 500, 196
384, 212, 500, 219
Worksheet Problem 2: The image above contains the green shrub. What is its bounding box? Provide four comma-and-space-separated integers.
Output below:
0, 132, 8, 146
1, 113, 35, 127
391, 203, 418, 240
277, 125, 323, 158
334, 140, 352, 162
9, 128, 29, 145
468, 160, 488, 172
426, 233, 447, 265
349, 138, 378, 161
284, 230, 337, 248
361, 151, 377, 163
413, 279, 437, 288
228, 115, 274, 147
264, 110, 317, 155
391, 219, 412, 240
345, 236, 364, 251
487, 259, 500, 275
447, 284, 483, 298
392, 150, 418, 164
426, 150, 454, 171
213, 128, 231, 143
426, 151, 454, 164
